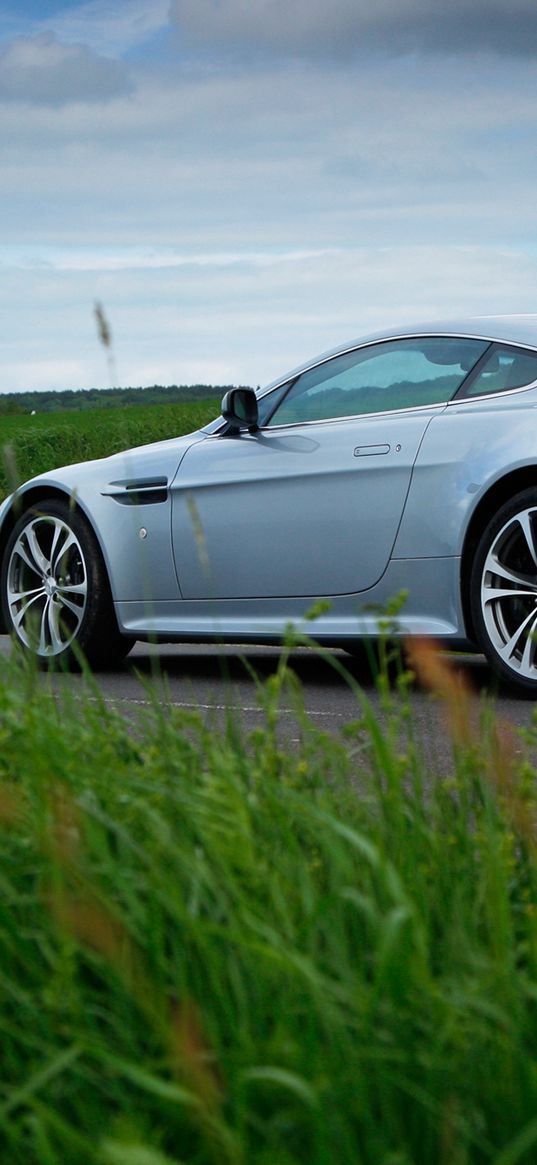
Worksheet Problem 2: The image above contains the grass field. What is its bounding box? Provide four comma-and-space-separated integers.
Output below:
1, 402, 537, 1162
1, 638, 537, 1164
0, 400, 220, 500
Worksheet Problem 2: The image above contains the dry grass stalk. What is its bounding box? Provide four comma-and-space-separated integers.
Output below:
406, 637, 537, 847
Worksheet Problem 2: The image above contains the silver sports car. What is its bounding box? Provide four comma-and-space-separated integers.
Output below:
3, 314, 537, 694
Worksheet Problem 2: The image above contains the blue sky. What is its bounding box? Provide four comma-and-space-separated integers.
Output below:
2, 0, 537, 392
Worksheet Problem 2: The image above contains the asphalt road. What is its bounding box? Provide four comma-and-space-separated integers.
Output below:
2, 636, 537, 776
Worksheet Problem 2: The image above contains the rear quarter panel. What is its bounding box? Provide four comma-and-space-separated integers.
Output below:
393, 392, 537, 558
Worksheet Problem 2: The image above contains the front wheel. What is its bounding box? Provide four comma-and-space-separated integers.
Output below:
0, 499, 134, 669
470, 489, 537, 696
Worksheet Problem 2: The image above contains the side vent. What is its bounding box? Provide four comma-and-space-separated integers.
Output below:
101, 477, 168, 506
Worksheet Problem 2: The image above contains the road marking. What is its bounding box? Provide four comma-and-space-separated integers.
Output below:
79, 694, 348, 718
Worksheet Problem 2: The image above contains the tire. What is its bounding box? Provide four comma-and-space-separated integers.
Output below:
0, 498, 134, 669
470, 488, 537, 696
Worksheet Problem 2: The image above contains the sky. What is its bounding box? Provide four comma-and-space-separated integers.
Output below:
2, 1, 537, 393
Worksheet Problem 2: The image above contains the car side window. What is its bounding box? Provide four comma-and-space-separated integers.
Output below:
460, 345, 537, 398
266, 337, 489, 426
256, 380, 293, 426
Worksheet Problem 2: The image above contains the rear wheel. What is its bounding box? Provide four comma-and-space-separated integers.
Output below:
470, 489, 537, 695
0, 499, 134, 669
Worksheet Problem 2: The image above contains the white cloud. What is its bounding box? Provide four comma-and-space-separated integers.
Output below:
38, 0, 171, 58
0, 244, 340, 272
1, 55, 537, 248
2, 4, 537, 394
2, 243, 537, 393
0, 359, 91, 394
0, 0, 171, 60
0, 32, 131, 104
171, 0, 537, 58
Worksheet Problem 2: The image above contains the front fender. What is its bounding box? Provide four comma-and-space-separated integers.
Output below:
0, 431, 207, 610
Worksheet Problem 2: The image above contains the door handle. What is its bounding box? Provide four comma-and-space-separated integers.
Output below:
353, 444, 390, 457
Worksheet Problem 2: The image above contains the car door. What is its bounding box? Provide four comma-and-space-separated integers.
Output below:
170, 336, 488, 600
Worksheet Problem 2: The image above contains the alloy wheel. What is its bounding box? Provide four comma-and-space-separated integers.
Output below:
480, 505, 537, 681
6, 514, 88, 656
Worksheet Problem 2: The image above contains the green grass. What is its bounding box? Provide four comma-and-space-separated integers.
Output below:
1, 638, 537, 1164
0, 401, 220, 500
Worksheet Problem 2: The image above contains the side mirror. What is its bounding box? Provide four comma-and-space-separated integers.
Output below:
221, 387, 259, 434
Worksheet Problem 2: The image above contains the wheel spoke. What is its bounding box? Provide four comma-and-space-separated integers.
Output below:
26, 525, 51, 575
50, 525, 77, 573
483, 552, 537, 590
45, 599, 66, 653
497, 606, 537, 666
8, 584, 46, 604
39, 599, 51, 653
517, 511, 537, 571
482, 585, 537, 606
521, 619, 537, 673
12, 536, 43, 576
58, 594, 85, 619
56, 581, 86, 596
10, 589, 45, 630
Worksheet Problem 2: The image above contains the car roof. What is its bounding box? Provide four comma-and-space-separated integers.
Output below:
263, 314, 537, 391
367, 314, 537, 347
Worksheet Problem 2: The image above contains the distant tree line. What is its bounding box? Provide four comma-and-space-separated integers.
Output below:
0, 384, 253, 416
